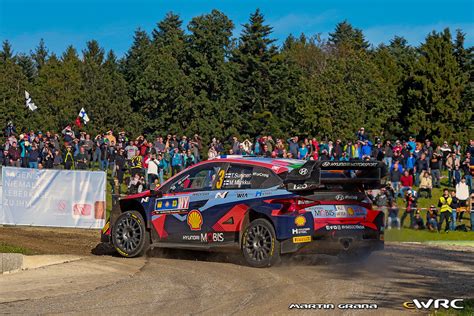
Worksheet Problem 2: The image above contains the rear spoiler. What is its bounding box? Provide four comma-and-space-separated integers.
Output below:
284, 160, 386, 191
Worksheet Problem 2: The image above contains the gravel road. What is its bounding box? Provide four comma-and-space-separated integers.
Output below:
1, 242, 473, 315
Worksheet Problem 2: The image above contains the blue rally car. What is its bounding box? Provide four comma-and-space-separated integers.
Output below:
101, 157, 385, 267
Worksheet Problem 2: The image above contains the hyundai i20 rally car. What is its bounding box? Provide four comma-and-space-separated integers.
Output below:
101, 157, 386, 267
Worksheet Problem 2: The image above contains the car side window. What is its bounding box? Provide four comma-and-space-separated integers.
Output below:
251, 166, 282, 189
221, 164, 253, 190
165, 164, 224, 193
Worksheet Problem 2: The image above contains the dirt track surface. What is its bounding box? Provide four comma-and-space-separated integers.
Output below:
1, 242, 473, 315
0, 226, 100, 255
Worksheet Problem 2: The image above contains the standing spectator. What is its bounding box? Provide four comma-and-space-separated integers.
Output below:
449, 191, 459, 231
157, 154, 165, 184
231, 136, 240, 154
64, 146, 74, 170
81, 133, 94, 167
453, 165, 461, 187
414, 153, 428, 186
440, 141, 451, 170
446, 153, 456, 187
190, 134, 202, 161
5, 121, 16, 137
130, 150, 143, 177
383, 140, 393, 168
437, 189, 452, 232
460, 157, 472, 193
207, 146, 218, 160
99, 142, 109, 171
418, 171, 433, 198
287, 136, 299, 158
184, 149, 195, 167
387, 201, 400, 229
374, 188, 391, 224
405, 152, 416, 173
61, 125, 75, 144
390, 161, 403, 197
429, 151, 441, 188
399, 170, 413, 198
333, 139, 343, 159
124, 140, 138, 161
407, 136, 416, 153
400, 190, 416, 228
426, 205, 438, 231
456, 177, 469, 222
43, 147, 54, 169
171, 148, 183, 175
146, 154, 159, 187
75, 146, 89, 170
262, 144, 272, 158
356, 127, 367, 141
8, 142, 21, 167
115, 148, 127, 191
298, 142, 308, 159
28, 144, 40, 169
53, 149, 62, 169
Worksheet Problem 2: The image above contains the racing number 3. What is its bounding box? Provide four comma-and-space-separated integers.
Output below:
215, 169, 225, 189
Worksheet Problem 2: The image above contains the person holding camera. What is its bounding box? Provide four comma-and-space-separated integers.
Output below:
426, 205, 439, 231
401, 190, 416, 228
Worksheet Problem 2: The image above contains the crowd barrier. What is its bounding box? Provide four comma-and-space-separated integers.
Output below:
0, 167, 106, 229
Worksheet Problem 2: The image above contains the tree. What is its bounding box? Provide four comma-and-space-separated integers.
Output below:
31, 39, 49, 73
185, 10, 239, 140
122, 28, 151, 112
232, 9, 279, 135
136, 13, 193, 135
406, 29, 469, 143
0, 40, 29, 132
328, 20, 369, 50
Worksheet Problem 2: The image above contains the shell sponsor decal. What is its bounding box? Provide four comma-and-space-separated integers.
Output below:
295, 215, 306, 227
292, 236, 311, 243
187, 209, 203, 231
347, 207, 354, 216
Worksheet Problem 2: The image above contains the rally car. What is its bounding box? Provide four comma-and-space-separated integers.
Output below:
101, 157, 386, 267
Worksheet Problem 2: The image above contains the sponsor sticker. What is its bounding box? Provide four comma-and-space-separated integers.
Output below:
200, 232, 224, 243
155, 197, 189, 211
292, 227, 310, 235
187, 209, 203, 231
215, 191, 228, 199
293, 236, 311, 243
294, 215, 306, 227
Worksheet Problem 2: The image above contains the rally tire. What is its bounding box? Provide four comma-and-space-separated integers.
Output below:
112, 211, 150, 258
241, 218, 280, 268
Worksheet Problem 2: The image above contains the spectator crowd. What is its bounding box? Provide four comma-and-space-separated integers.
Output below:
1, 122, 473, 231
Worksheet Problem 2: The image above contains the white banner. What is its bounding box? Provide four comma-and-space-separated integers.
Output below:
1, 167, 106, 229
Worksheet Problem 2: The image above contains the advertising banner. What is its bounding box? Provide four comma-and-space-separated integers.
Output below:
1, 167, 106, 229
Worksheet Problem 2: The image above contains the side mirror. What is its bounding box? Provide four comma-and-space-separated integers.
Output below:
150, 189, 163, 198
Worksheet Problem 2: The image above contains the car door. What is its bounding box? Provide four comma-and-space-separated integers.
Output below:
151, 162, 227, 243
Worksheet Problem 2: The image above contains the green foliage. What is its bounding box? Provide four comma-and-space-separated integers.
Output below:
406, 29, 470, 143
0, 13, 472, 144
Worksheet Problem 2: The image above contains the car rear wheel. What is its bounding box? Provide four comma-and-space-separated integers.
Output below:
241, 218, 280, 268
112, 211, 149, 257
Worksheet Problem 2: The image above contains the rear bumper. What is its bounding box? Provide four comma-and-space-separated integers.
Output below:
280, 233, 384, 255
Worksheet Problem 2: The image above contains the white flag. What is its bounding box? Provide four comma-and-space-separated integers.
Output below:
25, 90, 37, 111
79, 107, 90, 124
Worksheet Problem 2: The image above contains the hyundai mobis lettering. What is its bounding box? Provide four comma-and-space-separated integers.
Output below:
101, 158, 386, 267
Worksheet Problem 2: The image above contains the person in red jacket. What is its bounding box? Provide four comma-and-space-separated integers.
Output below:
400, 170, 413, 198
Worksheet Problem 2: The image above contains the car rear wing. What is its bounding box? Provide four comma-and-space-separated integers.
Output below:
284, 160, 386, 192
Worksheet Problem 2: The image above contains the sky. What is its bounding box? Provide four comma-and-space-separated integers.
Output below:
0, 0, 473, 57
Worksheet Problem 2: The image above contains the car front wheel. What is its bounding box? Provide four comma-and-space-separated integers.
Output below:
241, 218, 280, 268
112, 211, 150, 257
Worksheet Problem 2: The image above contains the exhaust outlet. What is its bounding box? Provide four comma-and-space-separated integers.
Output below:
340, 238, 352, 251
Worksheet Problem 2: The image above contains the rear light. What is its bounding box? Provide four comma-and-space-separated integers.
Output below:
268, 198, 320, 215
